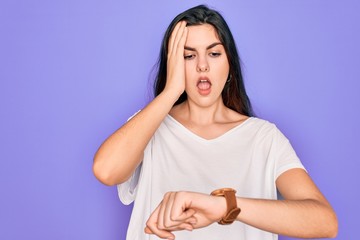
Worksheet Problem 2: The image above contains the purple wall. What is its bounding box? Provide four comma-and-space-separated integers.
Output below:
0, 0, 358, 239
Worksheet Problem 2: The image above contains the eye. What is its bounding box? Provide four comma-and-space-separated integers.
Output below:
209, 52, 221, 57
184, 54, 195, 60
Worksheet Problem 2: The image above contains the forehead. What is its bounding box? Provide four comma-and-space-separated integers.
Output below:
185, 23, 221, 47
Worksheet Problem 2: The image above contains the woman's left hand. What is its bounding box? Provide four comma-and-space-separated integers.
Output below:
144, 191, 226, 239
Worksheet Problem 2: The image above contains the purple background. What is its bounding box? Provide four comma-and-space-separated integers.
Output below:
0, 0, 359, 239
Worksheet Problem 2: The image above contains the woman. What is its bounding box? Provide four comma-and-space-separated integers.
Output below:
93, 5, 338, 240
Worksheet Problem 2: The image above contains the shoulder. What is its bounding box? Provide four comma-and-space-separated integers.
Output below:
244, 117, 291, 142
246, 117, 277, 132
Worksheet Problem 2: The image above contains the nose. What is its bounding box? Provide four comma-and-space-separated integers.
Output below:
196, 57, 209, 72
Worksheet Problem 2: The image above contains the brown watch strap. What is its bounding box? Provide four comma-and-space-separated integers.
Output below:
211, 188, 241, 225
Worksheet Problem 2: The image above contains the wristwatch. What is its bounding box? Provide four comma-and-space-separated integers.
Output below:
210, 188, 241, 225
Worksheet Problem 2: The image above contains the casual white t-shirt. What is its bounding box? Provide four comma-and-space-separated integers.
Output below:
118, 115, 305, 240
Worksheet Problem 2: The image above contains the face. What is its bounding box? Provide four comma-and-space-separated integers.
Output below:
183, 24, 230, 107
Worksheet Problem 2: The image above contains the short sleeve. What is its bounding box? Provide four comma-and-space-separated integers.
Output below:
273, 127, 306, 179
117, 162, 142, 205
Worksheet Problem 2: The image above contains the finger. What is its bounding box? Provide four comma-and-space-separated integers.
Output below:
144, 226, 153, 234
169, 21, 186, 57
177, 222, 195, 231
168, 21, 182, 51
168, 21, 184, 56
146, 205, 175, 239
174, 23, 188, 57
164, 192, 195, 229
170, 192, 196, 221
163, 192, 177, 228
172, 21, 187, 56
158, 192, 175, 230
171, 21, 186, 52
146, 203, 160, 230
163, 222, 195, 232
185, 216, 198, 227
145, 226, 175, 240
173, 207, 196, 222
147, 222, 193, 233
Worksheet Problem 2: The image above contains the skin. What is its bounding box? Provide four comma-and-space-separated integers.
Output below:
170, 23, 248, 139
93, 21, 338, 239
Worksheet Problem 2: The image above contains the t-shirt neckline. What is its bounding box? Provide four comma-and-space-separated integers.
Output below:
165, 114, 254, 143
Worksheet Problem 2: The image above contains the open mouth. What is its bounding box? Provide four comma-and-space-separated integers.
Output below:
197, 77, 212, 95
197, 78, 212, 90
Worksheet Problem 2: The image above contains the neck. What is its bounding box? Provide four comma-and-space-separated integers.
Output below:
179, 99, 228, 125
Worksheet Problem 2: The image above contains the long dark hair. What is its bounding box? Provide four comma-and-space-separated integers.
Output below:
153, 5, 254, 117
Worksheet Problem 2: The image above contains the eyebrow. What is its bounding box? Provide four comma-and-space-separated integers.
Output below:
184, 42, 223, 51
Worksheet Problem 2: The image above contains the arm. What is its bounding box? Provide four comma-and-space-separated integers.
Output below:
236, 168, 338, 238
93, 90, 178, 185
93, 21, 188, 186
145, 169, 338, 239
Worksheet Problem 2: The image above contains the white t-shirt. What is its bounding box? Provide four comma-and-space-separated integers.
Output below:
118, 115, 305, 240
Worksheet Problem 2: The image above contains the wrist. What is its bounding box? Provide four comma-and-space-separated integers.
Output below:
212, 195, 227, 223
161, 87, 184, 101
210, 188, 241, 225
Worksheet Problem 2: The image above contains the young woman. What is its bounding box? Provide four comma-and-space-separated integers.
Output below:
93, 5, 338, 240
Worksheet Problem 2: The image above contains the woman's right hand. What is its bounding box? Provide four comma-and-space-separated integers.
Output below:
164, 21, 188, 98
